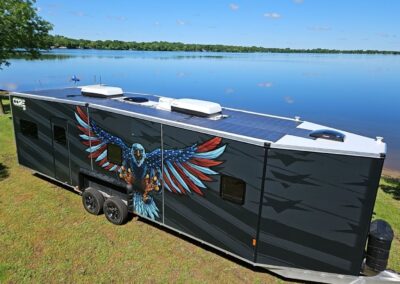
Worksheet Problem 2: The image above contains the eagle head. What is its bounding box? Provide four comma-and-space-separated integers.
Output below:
131, 143, 146, 167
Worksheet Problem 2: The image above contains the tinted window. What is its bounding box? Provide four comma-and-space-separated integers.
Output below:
20, 119, 38, 139
220, 175, 246, 205
107, 144, 122, 165
53, 125, 66, 145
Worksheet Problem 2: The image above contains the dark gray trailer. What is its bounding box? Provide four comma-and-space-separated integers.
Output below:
10, 85, 399, 283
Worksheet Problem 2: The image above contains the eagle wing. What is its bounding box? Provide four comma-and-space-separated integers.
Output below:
145, 137, 226, 195
75, 106, 131, 172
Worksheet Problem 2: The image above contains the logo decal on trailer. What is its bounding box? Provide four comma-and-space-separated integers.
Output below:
74, 106, 227, 220
12, 97, 26, 111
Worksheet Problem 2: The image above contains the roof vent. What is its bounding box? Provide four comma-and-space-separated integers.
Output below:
170, 98, 222, 117
123, 97, 149, 103
81, 85, 124, 98
309, 129, 345, 142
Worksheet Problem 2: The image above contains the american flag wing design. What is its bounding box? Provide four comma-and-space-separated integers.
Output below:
145, 137, 226, 195
74, 106, 131, 172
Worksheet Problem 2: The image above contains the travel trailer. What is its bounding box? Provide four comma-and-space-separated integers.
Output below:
10, 85, 398, 283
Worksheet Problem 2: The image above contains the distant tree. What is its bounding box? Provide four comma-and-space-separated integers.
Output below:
0, 0, 53, 68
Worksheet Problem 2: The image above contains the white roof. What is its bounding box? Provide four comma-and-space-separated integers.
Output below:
273, 121, 386, 158
170, 98, 222, 115
81, 85, 123, 97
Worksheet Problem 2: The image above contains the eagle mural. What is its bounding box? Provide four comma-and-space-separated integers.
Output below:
75, 106, 227, 220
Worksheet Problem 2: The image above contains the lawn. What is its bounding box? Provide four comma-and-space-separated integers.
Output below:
0, 110, 399, 283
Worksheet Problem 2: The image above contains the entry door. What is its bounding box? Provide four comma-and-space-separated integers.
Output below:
51, 118, 71, 183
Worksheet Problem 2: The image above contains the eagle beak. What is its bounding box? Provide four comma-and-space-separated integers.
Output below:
134, 150, 142, 160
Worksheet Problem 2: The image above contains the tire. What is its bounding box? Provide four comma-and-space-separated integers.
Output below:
103, 197, 128, 225
82, 187, 105, 215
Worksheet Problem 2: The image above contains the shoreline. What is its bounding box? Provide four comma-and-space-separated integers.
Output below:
47, 35, 400, 55
383, 168, 400, 179
48, 47, 400, 56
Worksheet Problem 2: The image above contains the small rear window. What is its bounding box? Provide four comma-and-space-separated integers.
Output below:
220, 175, 246, 205
53, 125, 66, 145
20, 119, 38, 139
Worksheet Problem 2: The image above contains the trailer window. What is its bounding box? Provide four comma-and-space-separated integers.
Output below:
53, 125, 67, 145
220, 175, 246, 205
20, 119, 38, 139
107, 144, 122, 165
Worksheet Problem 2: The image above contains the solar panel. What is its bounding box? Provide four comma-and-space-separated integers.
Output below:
27, 87, 311, 143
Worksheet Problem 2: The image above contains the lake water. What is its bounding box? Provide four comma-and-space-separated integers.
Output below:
1, 49, 399, 171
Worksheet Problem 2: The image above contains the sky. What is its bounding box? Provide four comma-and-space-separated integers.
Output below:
35, 0, 400, 51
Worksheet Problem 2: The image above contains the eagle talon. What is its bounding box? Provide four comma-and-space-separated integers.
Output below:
142, 195, 151, 204
119, 166, 135, 185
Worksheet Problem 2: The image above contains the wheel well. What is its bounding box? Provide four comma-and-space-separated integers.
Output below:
79, 170, 129, 205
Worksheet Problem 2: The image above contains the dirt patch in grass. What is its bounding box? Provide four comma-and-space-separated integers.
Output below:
0, 163, 9, 181
381, 176, 400, 200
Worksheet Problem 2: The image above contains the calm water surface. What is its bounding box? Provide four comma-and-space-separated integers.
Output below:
1, 50, 399, 170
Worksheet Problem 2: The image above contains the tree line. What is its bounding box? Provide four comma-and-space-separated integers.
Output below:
1, 0, 53, 68
49, 35, 400, 55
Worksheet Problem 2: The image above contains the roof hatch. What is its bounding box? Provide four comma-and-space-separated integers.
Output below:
81, 85, 124, 98
170, 98, 222, 117
309, 129, 345, 142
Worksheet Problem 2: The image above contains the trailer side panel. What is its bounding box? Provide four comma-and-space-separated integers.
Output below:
11, 97, 91, 185
162, 125, 265, 262
256, 149, 383, 275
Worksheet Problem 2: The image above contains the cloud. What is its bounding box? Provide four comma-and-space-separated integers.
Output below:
225, 88, 235, 94
293, 0, 304, 3
264, 12, 281, 19
176, 19, 186, 26
284, 96, 294, 104
308, 25, 331, 32
302, 72, 321, 77
71, 11, 88, 17
1, 82, 18, 91
39, 3, 62, 15
176, 72, 187, 78
107, 15, 127, 21
257, 82, 273, 88
376, 32, 397, 38
229, 3, 239, 11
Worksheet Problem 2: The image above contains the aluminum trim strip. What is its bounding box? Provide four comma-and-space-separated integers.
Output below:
11, 92, 87, 106
223, 106, 301, 122
270, 143, 384, 159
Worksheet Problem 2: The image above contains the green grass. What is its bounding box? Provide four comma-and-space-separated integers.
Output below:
373, 176, 400, 270
0, 113, 399, 283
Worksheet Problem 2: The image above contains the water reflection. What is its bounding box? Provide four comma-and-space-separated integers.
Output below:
36, 50, 232, 60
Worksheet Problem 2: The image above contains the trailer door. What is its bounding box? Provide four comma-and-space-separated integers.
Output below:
51, 118, 71, 184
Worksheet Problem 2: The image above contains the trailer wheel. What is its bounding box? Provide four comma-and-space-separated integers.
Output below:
103, 197, 128, 225
82, 187, 104, 215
